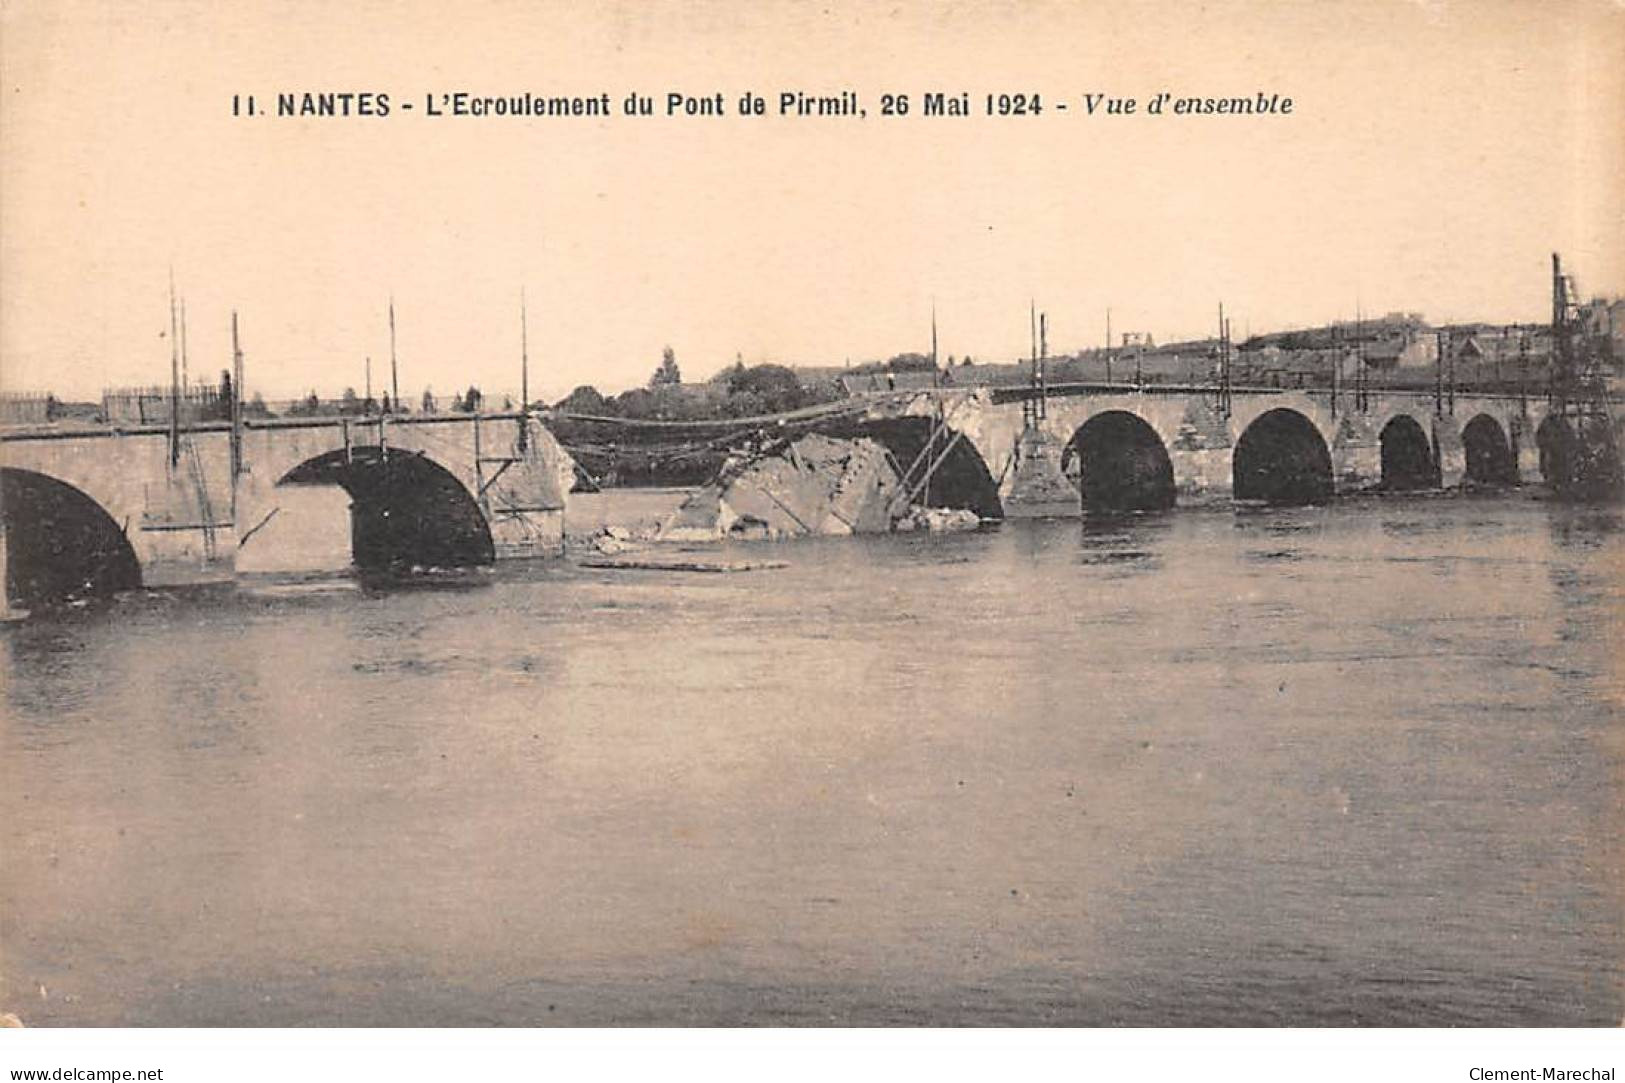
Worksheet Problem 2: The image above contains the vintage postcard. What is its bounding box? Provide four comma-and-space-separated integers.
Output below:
1, 0, 1622, 1066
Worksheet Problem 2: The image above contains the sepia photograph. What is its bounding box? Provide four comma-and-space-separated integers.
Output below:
1, 0, 1622, 1067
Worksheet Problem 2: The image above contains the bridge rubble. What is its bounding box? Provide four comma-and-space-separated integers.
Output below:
653, 432, 977, 542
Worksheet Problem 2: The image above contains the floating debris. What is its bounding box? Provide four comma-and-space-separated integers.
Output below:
579, 557, 789, 573
892, 505, 981, 533
590, 526, 642, 555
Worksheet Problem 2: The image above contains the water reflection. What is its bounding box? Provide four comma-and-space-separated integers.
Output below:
1, 494, 1620, 1026
1074, 511, 1171, 573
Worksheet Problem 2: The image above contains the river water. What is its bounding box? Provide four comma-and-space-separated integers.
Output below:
2, 492, 1621, 1026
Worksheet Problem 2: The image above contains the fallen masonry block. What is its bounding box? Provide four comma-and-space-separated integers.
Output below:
657, 433, 903, 541
893, 505, 982, 533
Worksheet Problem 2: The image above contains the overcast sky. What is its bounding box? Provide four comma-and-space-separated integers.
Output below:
3, 0, 1622, 402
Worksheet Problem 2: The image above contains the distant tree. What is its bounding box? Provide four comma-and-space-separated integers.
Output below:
726, 363, 805, 413
884, 352, 935, 372
648, 383, 706, 421
421, 388, 437, 414
614, 386, 656, 418
556, 385, 609, 414
502, 395, 513, 411
449, 391, 465, 412
723, 390, 767, 418
247, 391, 271, 418
709, 359, 747, 386
649, 345, 681, 387
340, 387, 360, 416
463, 385, 482, 413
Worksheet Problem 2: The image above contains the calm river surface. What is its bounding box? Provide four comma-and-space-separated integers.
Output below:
3, 493, 1621, 1026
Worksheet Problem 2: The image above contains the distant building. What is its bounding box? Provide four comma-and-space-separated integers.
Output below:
1578, 297, 1625, 363
1364, 330, 1436, 370
837, 370, 942, 395
0, 393, 104, 425
0, 392, 55, 425
102, 384, 228, 425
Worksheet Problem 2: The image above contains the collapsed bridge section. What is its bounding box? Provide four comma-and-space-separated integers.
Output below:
829, 416, 1004, 521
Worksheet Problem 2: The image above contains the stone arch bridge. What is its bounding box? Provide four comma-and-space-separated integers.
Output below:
1, 412, 573, 608
3, 385, 1620, 609
840, 382, 1622, 517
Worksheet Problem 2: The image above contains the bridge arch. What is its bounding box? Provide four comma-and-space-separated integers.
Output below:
277, 447, 495, 571
1043, 398, 1185, 454
1233, 408, 1334, 505
1229, 393, 1337, 450
2, 467, 142, 607
1462, 414, 1517, 486
1062, 410, 1176, 512
1378, 414, 1439, 491
839, 416, 1004, 519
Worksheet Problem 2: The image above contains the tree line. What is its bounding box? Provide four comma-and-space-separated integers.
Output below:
553, 347, 841, 421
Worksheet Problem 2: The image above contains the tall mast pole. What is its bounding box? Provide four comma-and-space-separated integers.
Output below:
1551, 252, 1570, 410
365, 356, 373, 412
1518, 324, 1529, 414
1435, 330, 1446, 416
1331, 324, 1340, 418
168, 268, 181, 467
1029, 300, 1037, 373
925, 301, 941, 504
518, 287, 530, 450
179, 299, 189, 393
1038, 312, 1048, 419
1355, 300, 1366, 412
1027, 300, 1038, 427
1447, 327, 1456, 414
388, 295, 400, 411
1105, 307, 1112, 382
930, 301, 939, 377
230, 311, 245, 515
